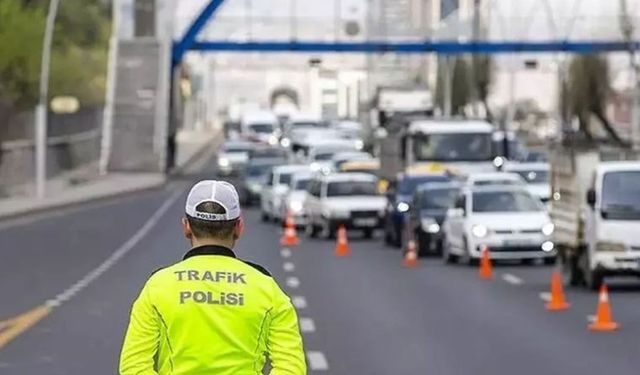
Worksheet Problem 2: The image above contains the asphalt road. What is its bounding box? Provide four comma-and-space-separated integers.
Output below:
0, 156, 639, 374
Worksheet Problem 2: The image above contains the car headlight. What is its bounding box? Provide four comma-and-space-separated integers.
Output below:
280, 138, 291, 148
471, 225, 488, 238
541, 241, 555, 252
542, 223, 555, 236
596, 241, 626, 252
218, 157, 230, 167
396, 202, 410, 213
355, 139, 364, 150
421, 218, 440, 233
248, 183, 261, 193
289, 200, 303, 213
268, 135, 279, 145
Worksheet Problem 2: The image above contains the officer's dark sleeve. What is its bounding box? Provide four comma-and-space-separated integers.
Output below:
119, 281, 160, 375
267, 284, 307, 375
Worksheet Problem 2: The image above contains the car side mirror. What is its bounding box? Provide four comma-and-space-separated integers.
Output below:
586, 188, 596, 207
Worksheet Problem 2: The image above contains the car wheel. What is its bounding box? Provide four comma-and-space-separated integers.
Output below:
462, 238, 478, 266
543, 257, 556, 266
581, 253, 603, 291
320, 219, 335, 240
417, 232, 430, 257
442, 236, 458, 264
363, 228, 373, 239
561, 250, 583, 287
306, 220, 318, 238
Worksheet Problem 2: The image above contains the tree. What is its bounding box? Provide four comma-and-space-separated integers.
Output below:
565, 54, 627, 146
0, 0, 110, 110
436, 56, 471, 116
473, 55, 493, 121
0, 0, 46, 108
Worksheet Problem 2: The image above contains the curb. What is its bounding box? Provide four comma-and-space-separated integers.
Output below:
0, 177, 167, 223
0, 130, 223, 222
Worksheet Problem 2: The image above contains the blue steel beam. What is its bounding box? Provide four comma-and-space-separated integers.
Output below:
187, 40, 640, 54
172, 0, 226, 66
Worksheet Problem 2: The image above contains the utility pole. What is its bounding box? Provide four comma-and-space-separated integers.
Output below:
620, 0, 640, 150
35, 0, 61, 198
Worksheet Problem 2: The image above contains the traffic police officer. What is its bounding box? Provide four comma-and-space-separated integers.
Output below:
119, 180, 306, 374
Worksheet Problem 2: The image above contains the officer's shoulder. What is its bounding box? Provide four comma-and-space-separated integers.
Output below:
240, 260, 272, 277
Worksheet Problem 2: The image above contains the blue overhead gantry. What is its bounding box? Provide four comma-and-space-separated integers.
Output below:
172, 0, 640, 66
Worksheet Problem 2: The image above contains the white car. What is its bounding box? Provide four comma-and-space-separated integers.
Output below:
260, 165, 310, 222
217, 140, 254, 176
305, 173, 386, 239
465, 172, 527, 188
503, 162, 550, 202
280, 171, 313, 226
442, 186, 556, 264
307, 139, 361, 172
241, 111, 279, 145
330, 151, 373, 171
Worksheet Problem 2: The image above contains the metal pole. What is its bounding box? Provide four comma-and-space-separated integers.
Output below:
100, 0, 120, 175
443, 56, 452, 116
35, 0, 61, 198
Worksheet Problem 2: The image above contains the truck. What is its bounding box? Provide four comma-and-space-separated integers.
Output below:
369, 86, 434, 181
550, 143, 640, 289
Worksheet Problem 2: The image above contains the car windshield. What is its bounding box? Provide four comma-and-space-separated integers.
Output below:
247, 164, 272, 177
248, 123, 274, 133
327, 181, 378, 197
473, 179, 521, 187
314, 152, 335, 161
224, 144, 252, 153
601, 171, 640, 220
472, 190, 542, 212
421, 188, 459, 210
512, 170, 549, 184
293, 179, 310, 190
413, 133, 492, 162
292, 122, 319, 128
278, 173, 293, 185
251, 148, 286, 159
399, 175, 450, 195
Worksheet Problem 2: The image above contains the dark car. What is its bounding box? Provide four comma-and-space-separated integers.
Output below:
405, 182, 461, 256
237, 158, 284, 205
249, 145, 289, 162
383, 173, 451, 247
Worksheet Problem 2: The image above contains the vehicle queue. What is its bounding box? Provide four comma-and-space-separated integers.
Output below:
216, 110, 563, 274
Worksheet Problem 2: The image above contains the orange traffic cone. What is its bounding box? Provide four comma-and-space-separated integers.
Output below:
334, 225, 351, 257
403, 240, 419, 268
478, 246, 493, 280
546, 270, 570, 311
280, 213, 300, 247
588, 284, 619, 332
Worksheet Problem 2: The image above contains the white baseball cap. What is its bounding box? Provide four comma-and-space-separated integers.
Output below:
185, 180, 241, 221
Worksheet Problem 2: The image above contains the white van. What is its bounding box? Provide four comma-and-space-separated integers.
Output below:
241, 111, 279, 145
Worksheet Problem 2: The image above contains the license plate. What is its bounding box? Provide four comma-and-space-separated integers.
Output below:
503, 240, 531, 247
354, 218, 377, 227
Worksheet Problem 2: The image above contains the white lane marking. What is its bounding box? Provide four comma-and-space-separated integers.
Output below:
292, 296, 307, 309
501, 273, 524, 286
45, 188, 183, 308
299, 317, 316, 333
280, 248, 292, 258
306, 351, 329, 371
286, 277, 300, 289
283, 262, 295, 272
539, 292, 552, 302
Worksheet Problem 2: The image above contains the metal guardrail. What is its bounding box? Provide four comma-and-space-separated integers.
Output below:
0, 130, 101, 151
